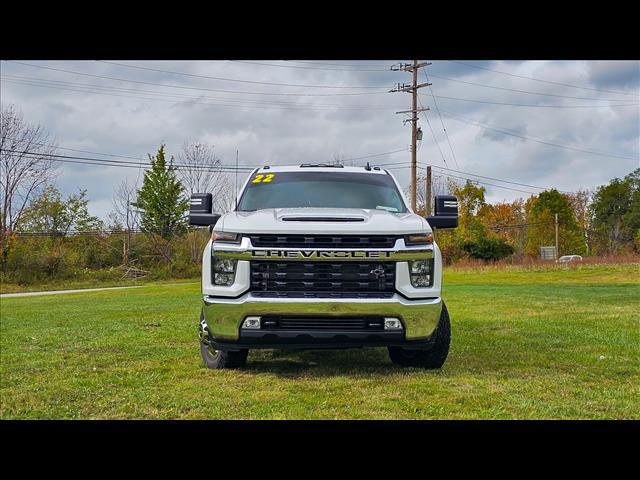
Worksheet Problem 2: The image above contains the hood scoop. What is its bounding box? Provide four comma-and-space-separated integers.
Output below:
281, 216, 365, 222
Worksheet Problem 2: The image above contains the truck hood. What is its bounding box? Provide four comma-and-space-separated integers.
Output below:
218, 208, 428, 235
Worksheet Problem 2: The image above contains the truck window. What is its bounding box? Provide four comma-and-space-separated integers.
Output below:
237, 171, 407, 213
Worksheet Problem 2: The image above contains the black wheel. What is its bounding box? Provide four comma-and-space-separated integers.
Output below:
200, 342, 248, 369
388, 301, 451, 369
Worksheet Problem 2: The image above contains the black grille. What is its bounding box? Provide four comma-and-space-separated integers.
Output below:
251, 291, 394, 299
250, 261, 396, 294
260, 316, 385, 331
248, 234, 399, 249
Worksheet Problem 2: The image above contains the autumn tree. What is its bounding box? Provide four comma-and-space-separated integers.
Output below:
525, 189, 585, 256
18, 186, 104, 276
589, 168, 640, 254
19, 186, 103, 235
480, 199, 527, 255
453, 180, 489, 242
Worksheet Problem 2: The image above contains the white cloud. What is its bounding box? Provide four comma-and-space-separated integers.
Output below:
1, 59, 638, 218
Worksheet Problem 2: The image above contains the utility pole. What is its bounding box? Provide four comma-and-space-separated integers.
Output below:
391, 60, 431, 211
425, 165, 432, 216
555, 213, 559, 259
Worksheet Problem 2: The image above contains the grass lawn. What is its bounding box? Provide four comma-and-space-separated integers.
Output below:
1, 263, 638, 419
0, 276, 198, 294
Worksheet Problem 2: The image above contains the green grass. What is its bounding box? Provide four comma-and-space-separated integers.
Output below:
0, 275, 198, 294
1, 263, 638, 419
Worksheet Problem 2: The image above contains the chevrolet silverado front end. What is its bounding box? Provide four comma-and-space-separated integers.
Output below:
190, 165, 458, 369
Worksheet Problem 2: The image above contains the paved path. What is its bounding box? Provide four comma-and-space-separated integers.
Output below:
0, 285, 144, 298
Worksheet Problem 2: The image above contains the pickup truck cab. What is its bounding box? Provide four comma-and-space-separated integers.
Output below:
190, 164, 458, 369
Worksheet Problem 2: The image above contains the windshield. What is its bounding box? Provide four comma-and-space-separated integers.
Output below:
237, 171, 407, 213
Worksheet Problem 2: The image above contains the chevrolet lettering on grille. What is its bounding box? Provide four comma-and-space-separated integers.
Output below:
251, 250, 393, 259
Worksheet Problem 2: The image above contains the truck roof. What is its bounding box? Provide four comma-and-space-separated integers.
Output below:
252, 164, 390, 175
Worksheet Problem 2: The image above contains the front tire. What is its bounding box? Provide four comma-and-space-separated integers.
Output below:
199, 310, 248, 369
388, 301, 451, 369
200, 343, 249, 369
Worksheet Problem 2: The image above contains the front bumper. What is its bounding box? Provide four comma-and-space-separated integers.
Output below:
201, 293, 442, 350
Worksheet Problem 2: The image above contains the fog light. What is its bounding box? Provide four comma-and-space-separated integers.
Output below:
411, 274, 432, 287
242, 316, 261, 329
384, 318, 402, 330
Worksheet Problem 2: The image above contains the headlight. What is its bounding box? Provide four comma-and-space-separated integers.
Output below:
409, 259, 434, 288
213, 257, 236, 273
212, 254, 237, 286
212, 230, 241, 243
405, 233, 433, 245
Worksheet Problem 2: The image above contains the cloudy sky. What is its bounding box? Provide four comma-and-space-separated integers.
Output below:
1, 59, 638, 219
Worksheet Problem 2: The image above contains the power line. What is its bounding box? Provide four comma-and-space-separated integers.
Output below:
5, 147, 571, 197
2, 136, 146, 162
13, 227, 197, 237
0, 149, 256, 172
284, 60, 394, 68
3, 61, 389, 97
98, 60, 384, 89
417, 95, 448, 167
231, 60, 390, 72
340, 148, 409, 162
430, 170, 538, 195
448, 60, 640, 98
7, 71, 636, 110
1, 146, 409, 171
418, 93, 638, 108
430, 164, 574, 194
375, 161, 565, 195
427, 72, 633, 103
438, 109, 638, 161
422, 67, 459, 169
14, 220, 563, 237
2, 74, 395, 108
1, 77, 396, 111
487, 220, 556, 230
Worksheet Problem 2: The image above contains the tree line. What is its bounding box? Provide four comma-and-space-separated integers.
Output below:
0, 104, 234, 286
1, 103, 638, 287
415, 169, 639, 262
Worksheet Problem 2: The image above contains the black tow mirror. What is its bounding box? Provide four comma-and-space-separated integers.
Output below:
426, 195, 459, 229
189, 193, 221, 227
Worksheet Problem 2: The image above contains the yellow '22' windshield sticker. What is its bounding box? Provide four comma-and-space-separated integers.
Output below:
252, 173, 275, 183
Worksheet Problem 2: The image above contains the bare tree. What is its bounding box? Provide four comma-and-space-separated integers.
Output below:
1, 104, 59, 235
412, 172, 452, 214
177, 142, 237, 264
213, 173, 237, 213
567, 188, 592, 254
111, 177, 140, 264
177, 141, 224, 193
177, 140, 235, 210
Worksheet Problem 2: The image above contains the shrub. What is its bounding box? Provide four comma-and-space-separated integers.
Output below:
462, 237, 514, 261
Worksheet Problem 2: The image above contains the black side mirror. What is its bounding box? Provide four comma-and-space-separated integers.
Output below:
189, 193, 221, 227
426, 195, 458, 229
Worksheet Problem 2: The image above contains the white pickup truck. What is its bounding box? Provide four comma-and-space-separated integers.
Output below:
189, 164, 458, 369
